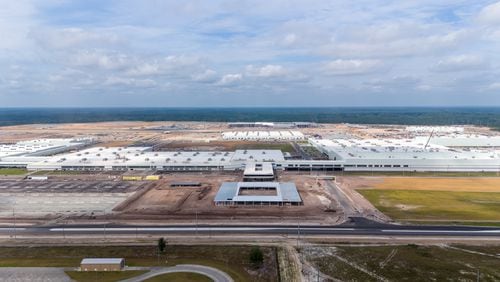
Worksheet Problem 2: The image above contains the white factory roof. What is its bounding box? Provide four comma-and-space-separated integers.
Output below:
26, 147, 285, 169
243, 162, 274, 176
310, 138, 500, 161
406, 126, 464, 133
0, 138, 92, 158
222, 130, 305, 140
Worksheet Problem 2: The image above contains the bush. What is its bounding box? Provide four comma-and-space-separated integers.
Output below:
249, 246, 264, 267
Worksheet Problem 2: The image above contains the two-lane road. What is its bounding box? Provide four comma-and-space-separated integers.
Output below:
2, 219, 500, 238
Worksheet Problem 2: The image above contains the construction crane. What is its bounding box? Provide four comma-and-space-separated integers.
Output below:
424, 130, 434, 150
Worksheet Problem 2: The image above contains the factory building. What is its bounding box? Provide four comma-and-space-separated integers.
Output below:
243, 162, 275, 181
228, 122, 317, 128
214, 182, 302, 206
222, 130, 305, 141
310, 138, 500, 172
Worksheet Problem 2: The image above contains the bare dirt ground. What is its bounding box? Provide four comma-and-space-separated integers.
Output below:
334, 177, 392, 222
106, 171, 343, 224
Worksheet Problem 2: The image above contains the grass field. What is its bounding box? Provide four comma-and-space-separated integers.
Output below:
143, 272, 213, 282
0, 245, 278, 282
341, 171, 500, 177
0, 168, 27, 175
358, 189, 500, 221
65, 270, 148, 282
370, 177, 500, 192
304, 244, 500, 281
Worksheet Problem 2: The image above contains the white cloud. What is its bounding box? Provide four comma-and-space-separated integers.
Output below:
431, 54, 487, 72
192, 69, 218, 82
70, 50, 132, 70
246, 65, 287, 77
489, 82, 500, 89
104, 76, 156, 87
477, 1, 500, 25
283, 33, 297, 45
323, 59, 383, 75
31, 28, 121, 49
217, 73, 242, 86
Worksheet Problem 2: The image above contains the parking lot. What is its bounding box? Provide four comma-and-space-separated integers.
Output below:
0, 180, 146, 216
0, 180, 145, 193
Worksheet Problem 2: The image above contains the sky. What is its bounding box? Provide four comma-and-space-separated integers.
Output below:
1, 0, 500, 107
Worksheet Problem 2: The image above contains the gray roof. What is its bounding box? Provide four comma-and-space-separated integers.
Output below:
214, 182, 301, 203
81, 258, 124, 265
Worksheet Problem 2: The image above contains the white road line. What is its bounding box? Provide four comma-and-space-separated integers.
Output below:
0, 228, 26, 231
49, 227, 355, 232
381, 229, 500, 233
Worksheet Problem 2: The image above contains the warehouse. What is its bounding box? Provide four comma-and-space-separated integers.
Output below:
24, 147, 285, 171
80, 258, 125, 271
0, 138, 93, 167
214, 182, 302, 206
243, 162, 274, 181
222, 130, 305, 141
310, 138, 500, 172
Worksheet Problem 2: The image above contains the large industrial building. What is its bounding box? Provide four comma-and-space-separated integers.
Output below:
1, 134, 499, 172
310, 137, 500, 172
24, 147, 285, 171
222, 130, 305, 141
214, 182, 302, 206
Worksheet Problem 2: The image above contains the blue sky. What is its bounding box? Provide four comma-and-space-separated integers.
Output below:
1, 0, 500, 107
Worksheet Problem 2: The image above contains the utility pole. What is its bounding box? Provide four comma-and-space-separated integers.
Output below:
13, 206, 16, 239
195, 209, 198, 237
297, 217, 300, 248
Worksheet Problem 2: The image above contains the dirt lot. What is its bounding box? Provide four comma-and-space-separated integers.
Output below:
340, 176, 500, 192
117, 172, 340, 224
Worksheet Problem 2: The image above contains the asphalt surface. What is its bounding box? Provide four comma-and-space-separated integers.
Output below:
324, 180, 359, 216
2, 218, 500, 238
120, 265, 233, 282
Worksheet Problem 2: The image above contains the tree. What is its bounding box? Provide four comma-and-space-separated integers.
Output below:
249, 246, 264, 267
158, 237, 167, 253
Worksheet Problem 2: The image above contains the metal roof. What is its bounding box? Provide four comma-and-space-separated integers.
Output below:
214, 182, 301, 203
81, 258, 124, 265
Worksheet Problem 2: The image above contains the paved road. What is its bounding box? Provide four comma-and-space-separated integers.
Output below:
120, 265, 233, 282
324, 180, 359, 217
2, 218, 500, 238
0, 267, 72, 282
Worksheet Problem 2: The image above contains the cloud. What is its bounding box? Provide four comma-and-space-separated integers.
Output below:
104, 76, 157, 87
489, 82, 500, 89
217, 73, 242, 86
2, 1, 500, 106
192, 69, 218, 82
69, 50, 132, 70
30, 28, 121, 49
323, 59, 383, 75
431, 54, 488, 72
477, 1, 500, 25
246, 65, 287, 77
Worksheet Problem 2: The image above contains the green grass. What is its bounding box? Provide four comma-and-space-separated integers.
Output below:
65, 270, 148, 282
0, 168, 27, 175
143, 272, 213, 282
0, 245, 278, 282
304, 244, 500, 281
358, 189, 500, 221
339, 171, 500, 177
